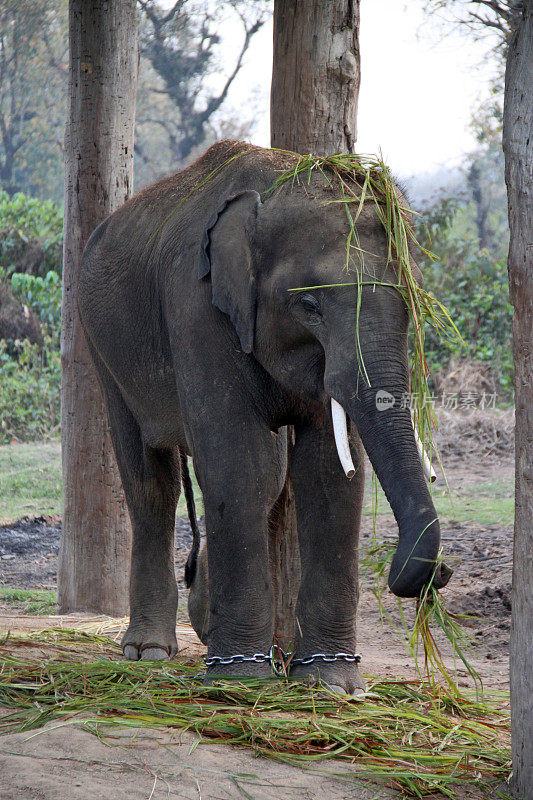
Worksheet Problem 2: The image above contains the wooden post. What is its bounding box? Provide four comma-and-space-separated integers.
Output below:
502, 3, 533, 796
269, 0, 361, 649
58, 0, 138, 616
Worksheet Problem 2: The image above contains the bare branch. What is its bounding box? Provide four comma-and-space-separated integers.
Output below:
472, 0, 513, 20
161, 0, 187, 25
137, 0, 161, 28
193, 18, 263, 130
138, 0, 186, 29
136, 115, 179, 150
468, 10, 509, 31
41, 30, 68, 78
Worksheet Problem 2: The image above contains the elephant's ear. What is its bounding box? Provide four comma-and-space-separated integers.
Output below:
198, 190, 261, 354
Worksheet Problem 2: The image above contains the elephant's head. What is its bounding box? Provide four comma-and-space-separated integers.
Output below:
199, 178, 450, 598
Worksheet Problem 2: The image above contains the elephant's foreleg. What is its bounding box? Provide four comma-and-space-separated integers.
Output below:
192, 424, 283, 680
290, 417, 365, 695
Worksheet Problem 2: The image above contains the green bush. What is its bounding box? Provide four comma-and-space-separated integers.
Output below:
10, 270, 61, 345
0, 338, 60, 442
0, 191, 63, 278
0, 265, 62, 442
415, 198, 513, 394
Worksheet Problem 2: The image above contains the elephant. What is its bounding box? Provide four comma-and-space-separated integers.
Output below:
78, 139, 451, 695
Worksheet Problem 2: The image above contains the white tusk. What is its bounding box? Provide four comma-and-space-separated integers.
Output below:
413, 423, 437, 484
331, 398, 356, 478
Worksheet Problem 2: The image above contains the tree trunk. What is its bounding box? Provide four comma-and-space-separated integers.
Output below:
58, 0, 138, 616
269, 0, 361, 649
502, 3, 533, 796
271, 0, 360, 156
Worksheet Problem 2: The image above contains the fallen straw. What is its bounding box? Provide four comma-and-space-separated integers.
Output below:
0, 630, 512, 800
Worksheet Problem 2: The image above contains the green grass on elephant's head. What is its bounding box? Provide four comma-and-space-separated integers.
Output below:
0, 440, 62, 522
0, 587, 57, 615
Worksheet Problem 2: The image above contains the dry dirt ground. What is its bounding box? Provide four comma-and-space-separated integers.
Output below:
0, 718, 399, 800
0, 438, 514, 799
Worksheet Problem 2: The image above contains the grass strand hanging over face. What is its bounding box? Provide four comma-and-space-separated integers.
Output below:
266, 151, 463, 448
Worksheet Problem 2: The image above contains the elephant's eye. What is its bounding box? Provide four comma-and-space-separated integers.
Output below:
300, 293, 321, 316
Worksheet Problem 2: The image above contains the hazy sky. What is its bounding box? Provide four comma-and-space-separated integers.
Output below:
212, 0, 499, 179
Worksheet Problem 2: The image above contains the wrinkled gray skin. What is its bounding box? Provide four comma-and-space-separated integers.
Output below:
79, 141, 450, 695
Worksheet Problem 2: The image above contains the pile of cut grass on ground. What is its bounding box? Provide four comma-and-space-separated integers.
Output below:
0, 630, 511, 799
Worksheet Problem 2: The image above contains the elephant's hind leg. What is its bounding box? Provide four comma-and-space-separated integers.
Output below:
94, 359, 180, 661
122, 442, 180, 661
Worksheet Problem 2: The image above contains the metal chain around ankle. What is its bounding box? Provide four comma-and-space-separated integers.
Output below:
204, 652, 271, 667
204, 649, 361, 672
289, 652, 361, 667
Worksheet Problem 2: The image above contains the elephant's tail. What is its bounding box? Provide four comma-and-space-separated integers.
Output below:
180, 450, 201, 588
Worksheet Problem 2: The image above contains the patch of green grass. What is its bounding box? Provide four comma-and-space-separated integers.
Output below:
435, 487, 514, 527
0, 440, 62, 521
362, 476, 514, 527
0, 588, 57, 615
0, 440, 203, 523
0, 442, 510, 530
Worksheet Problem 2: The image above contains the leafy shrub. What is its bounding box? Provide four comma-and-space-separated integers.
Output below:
0, 191, 63, 278
10, 270, 61, 345
0, 339, 60, 442
0, 268, 62, 442
415, 197, 513, 395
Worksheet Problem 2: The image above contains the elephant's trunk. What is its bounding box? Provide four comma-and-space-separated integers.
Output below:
325, 354, 450, 597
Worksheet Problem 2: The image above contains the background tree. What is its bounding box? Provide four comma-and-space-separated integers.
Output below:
0, 0, 268, 201
423, 1, 522, 51
502, 2, 533, 794
411, 0, 518, 397
0, 0, 66, 200
58, 0, 138, 615
423, 0, 522, 201
136, 0, 267, 168
269, 0, 360, 646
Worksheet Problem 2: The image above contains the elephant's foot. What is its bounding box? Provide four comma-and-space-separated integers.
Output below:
290, 661, 366, 698
121, 620, 178, 661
